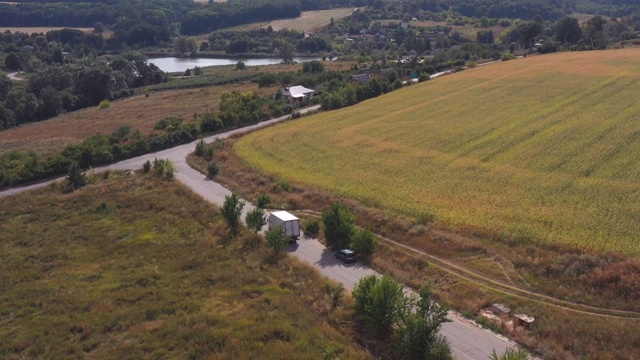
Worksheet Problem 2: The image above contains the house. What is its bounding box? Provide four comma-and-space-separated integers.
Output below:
282, 85, 316, 104
348, 73, 373, 84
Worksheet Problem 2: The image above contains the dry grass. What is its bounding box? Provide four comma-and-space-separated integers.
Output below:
236, 48, 640, 255
0, 83, 267, 155
236, 8, 358, 32
0, 171, 371, 359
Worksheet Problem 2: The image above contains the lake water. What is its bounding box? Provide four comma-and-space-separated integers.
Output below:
148, 57, 321, 73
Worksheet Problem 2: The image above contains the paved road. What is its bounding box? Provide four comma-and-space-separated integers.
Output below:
0, 104, 518, 359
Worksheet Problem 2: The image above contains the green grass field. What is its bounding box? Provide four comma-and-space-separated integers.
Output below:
236, 49, 640, 255
0, 173, 369, 359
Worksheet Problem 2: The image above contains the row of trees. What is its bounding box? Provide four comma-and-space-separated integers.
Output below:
0, 89, 292, 188
180, 0, 302, 35
0, 0, 196, 28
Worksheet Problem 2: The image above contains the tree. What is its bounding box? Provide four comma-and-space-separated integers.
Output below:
0, 73, 12, 101
490, 347, 530, 360
245, 207, 266, 234
555, 17, 582, 45
322, 202, 355, 249
393, 282, 451, 359
235, 61, 246, 70
221, 192, 245, 235
518, 22, 543, 49
351, 228, 376, 258
173, 36, 197, 55
66, 162, 87, 191
194, 139, 206, 155
93, 22, 105, 33
476, 30, 494, 44
352, 274, 406, 337
265, 224, 288, 254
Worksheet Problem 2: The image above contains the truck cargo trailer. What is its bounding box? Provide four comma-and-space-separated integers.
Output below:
268, 211, 300, 241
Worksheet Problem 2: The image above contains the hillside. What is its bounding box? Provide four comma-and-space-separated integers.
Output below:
0, 173, 370, 359
235, 48, 640, 255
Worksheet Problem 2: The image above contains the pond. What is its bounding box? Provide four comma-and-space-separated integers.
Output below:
148, 57, 322, 73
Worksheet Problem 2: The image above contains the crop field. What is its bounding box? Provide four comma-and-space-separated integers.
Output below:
236, 49, 640, 255
0, 83, 269, 155
0, 173, 369, 359
236, 8, 357, 32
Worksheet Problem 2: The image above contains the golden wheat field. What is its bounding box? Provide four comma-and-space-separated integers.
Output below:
236, 49, 640, 254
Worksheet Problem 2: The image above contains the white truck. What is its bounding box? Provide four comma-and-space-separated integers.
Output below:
268, 211, 300, 241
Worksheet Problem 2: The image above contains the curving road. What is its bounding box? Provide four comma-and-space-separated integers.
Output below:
0, 105, 518, 359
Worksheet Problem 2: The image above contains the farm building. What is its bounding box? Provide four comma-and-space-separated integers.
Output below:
282, 85, 317, 104
513, 314, 535, 329
492, 303, 511, 318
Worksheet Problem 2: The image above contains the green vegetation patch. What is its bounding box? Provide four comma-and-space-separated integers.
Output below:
0, 173, 369, 359
235, 49, 640, 255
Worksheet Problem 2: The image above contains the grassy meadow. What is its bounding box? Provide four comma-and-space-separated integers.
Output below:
235, 8, 357, 32
0, 173, 370, 359
236, 49, 640, 255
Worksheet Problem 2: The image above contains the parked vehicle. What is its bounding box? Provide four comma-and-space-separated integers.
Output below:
335, 249, 357, 263
268, 211, 300, 241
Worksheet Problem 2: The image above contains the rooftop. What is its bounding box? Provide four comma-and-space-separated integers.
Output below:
270, 211, 299, 221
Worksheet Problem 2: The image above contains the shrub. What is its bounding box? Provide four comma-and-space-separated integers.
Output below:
221, 192, 245, 235
207, 161, 219, 178
245, 207, 266, 234
304, 219, 320, 237
142, 160, 151, 173
195, 139, 208, 157
256, 193, 270, 208
152, 158, 175, 179
200, 113, 224, 133
98, 100, 110, 109
264, 225, 288, 254
66, 162, 87, 191
501, 53, 516, 61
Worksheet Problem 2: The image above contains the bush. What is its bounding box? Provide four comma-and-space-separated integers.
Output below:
152, 158, 175, 179
195, 139, 212, 158
264, 225, 288, 254
304, 219, 320, 237
207, 161, 219, 178
200, 113, 224, 133
221, 192, 245, 235
256, 193, 270, 208
66, 162, 87, 191
245, 207, 266, 234
142, 160, 151, 173
98, 100, 110, 109
501, 53, 516, 61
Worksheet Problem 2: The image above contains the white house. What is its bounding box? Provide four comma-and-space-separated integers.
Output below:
282, 85, 316, 104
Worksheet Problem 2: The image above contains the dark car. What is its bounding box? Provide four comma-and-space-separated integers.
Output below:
335, 249, 357, 263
